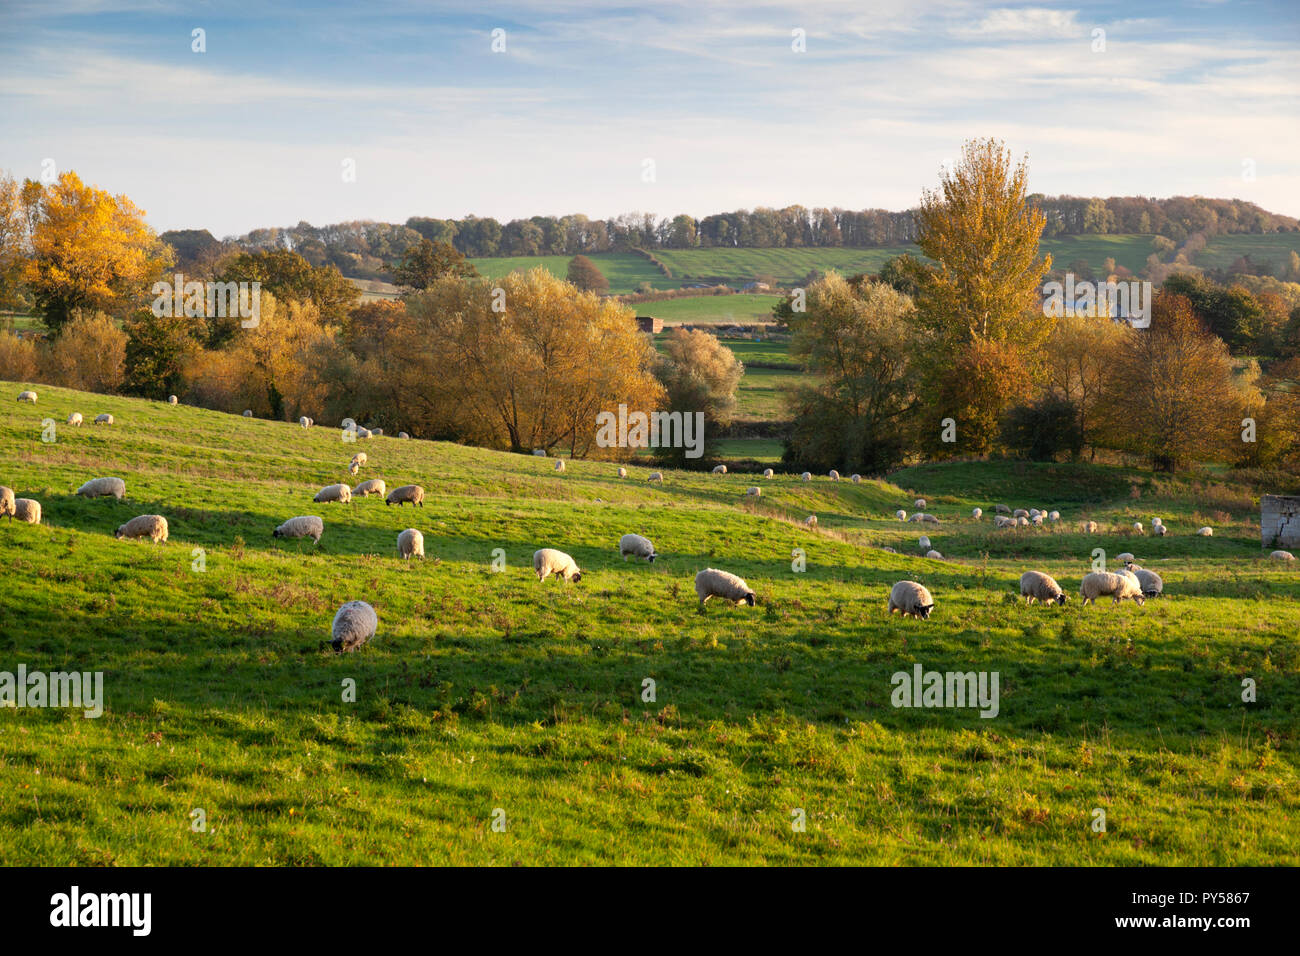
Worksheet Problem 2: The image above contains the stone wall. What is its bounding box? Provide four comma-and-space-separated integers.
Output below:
1261, 495, 1300, 548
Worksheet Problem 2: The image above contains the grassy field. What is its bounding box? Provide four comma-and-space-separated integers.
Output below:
1, 382, 1297, 865
650, 333, 804, 425
653, 247, 914, 285
1039, 235, 1158, 275
467, 253, 671, 294
632, 294, 782, 326
1195, 234, 1300, 276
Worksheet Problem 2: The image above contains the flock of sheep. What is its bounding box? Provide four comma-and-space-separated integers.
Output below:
10, 388, 1299, 652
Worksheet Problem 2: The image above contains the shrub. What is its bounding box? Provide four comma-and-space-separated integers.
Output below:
0, 331, 39, 381
42, 312, 127, 393
1001, 395, 1083, 461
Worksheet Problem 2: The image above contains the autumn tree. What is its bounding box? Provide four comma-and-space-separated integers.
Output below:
123, 309, 205, 398
214, 248, 357, 335
24, 171, 173, 333
653, 328, 743, 466
1097, 292, 1240, 471
782, 273, 919, 474
1041, 313, 1127, 456
43, 312, 128, 392
0, 172, 33, 313
566, 255, 609, 294
391, 238, 477, 290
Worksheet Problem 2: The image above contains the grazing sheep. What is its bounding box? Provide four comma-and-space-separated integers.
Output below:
648, 472, 663, 483
972, 507, 983, 520
314, 483, 352, 504
76, 477, 126, 500
370, 428, 383, 437
617, 467, 628, 478
398, 432, 410, 440
347, 461, 360, 477
397, 528, 425, 560
1116, 552, 1136, 563
712, 464, 727, 475
168, 395, 178, 405
746, 487, 761, 496
299, 416, 312, 428
1020, 571, 1067, 605
1197, 526, 1213, 536
994, 515, 1015, 529
801, 472, 812, 482
352, 478, 386, 498
1048, 510, 1060, 522
913, 498, 926, 509
908, 513, 923, 523
94, 413, 113, 425
350, 452, 367, 467
828, 470, 839, 481
1124, 563, 1164, 598
1269, 550, 1294, 561
13, 497, 40, 524
762, 468, 774, 479
355, 427, 372, 439
802, 515, 817, 528
1031, 514, 1044, 526
618, 533, 657, 563
115, 514, 167, 543
888, 580, 934, 619
0, 486, 14, 519
1013, 509, 1028, 519
1152, 523, 1167, 537
994, 504, 1011, 515
554, 459, 566, 473
1029, 509, 1041, 519
532, 448, 546, 456
1017, 516, 1029, 527
385, 484, 425, 507
920, 514, 940, 524
1151, 516, 1164, 527
331, 601, 377, 653
66, 412, 83, 427
1079, 571, 1145, 606
1080, 520, 1098, 534
918, 535, 931, 551
851, 474, 862, 483
342, 418, 356, 430
17, 390, 37, 403
242, 409, 252, 417
1133, 522, 1144, 534
534, 548, 582, 583
896, 510, 907, 521
694, 568, 755, 608
925, 549, 943, 560
273, 515, 324, 544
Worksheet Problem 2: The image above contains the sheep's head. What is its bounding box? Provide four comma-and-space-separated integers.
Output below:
647, 553, 657, 563
113, 528, 125, 539
1055, 594, 1068, 606
742, 592, 755, 607
917, 603, 934, 619
570, 570, 582, 583
272, 528, 282, 538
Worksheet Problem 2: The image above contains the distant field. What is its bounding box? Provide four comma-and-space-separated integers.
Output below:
1195, 234, 1300, 276
653, 247, 915, 285
468, 252, 671, 293
713, 438, 784, 462
1039, 235, 1156, 275
651, 333, 803, 425
632, 294, 782, 325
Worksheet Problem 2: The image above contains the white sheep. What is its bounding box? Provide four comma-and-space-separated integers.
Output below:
1079, 571, 1144, 606
994, 504, 1011, 515
342, 418, 356, 430
94, 413, 113, 425
1269, 550, 1294, 561
76, 477, 126, 500
994, 515, 1015, 529
1020, 571, 1066, 605
1048, 510, 1060, 522
1013, 508, 1028, 519
1133, 522, 1144, 534
314, 483, 352, 504
370, 428, 383, 437
398, 432, 410, 440
746, 487, 761, 496
66, 412, 83, 427
397, 528, 425, 560
801, 472, 812, 482
242, 409, 252, 417
617, 467, 628, 478
274, 515, 323, 544
352, 479, 386, 498
914, 498, 926, 509
1029, 508, 1040, 519
350, 452, 367, 467
1017, 516, 1029, 527
1152, 523, 1167, 537
896, 510, 907, 521
1116, 552, 1135, 563
347, 460, 360, 477
168, 395, 178, 405
0, 486, 14, 520
712, 464, 727, 475
925, 549, 943, 560
17, 390, 37, 403
115, 514, 168, 543
355, 427, 372, 439
331, 600, 377, 652
918, 535, 932, 551
972, 507, 983, 520
13, 498, 40, 524
532, 448, 546, 456
1080, 520, 1098, 533
828, 470, 839, 481
555, 459, 566, 473
299, 416, 312, 428
919, 514, 940, 524
1197, 527, 1213, 536
534, 548, 582, 583
888, 580, 934, 619
802, 515, 817, 528
1031, 514, 1044, 526
385, 484, 425, 507
619, 533, 656, 562
694, 568, 755, 608
1151, 516, 1163, 527
648, 472, 663, 483
851, 474, 862, 483
762, 468, 774, 479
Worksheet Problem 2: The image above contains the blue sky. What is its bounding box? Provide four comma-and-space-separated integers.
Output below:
2, 0, 1297, 237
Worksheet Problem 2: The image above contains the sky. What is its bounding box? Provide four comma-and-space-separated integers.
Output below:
1, 0, 1298, 238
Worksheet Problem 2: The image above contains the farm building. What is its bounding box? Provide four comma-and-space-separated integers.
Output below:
635, 315, 663, 333
1261, 494, 1300, 548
